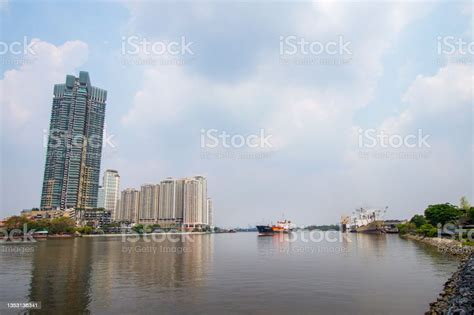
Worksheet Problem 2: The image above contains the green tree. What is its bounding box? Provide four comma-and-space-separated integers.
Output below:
410, 214, 427, 228
397, 222, 416, 235
4, 216, 30, 232
416, 224, 438, 237
76, 226, 93, 234
424, 203, 461, 226
49, 217, 76, 234
132, 224, 144, 234
468, 207, 474, 224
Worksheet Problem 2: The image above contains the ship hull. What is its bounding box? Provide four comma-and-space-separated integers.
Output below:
256, 225, 291, 235
256, 225, 274, 236
354, 220, 385, 234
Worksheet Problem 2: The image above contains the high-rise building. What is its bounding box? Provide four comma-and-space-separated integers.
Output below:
183, 176, 208, 228
97, 186, 105, 208
207, 198, 213, 228
159, 178, 175, 222
139, 184, 160, 222
174, 179, 185, 223
40, 72, 107, 210
103, 170, 120, 218
117, 188, 140, 223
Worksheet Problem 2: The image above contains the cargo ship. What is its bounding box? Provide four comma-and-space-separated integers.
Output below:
256, 220, 293, 235
346, 207, 387, 234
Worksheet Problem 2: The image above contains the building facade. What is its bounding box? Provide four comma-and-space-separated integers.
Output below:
76, 209, 112, 228
159, 178, 176, 223
103, 170, 120, 218
139, 184, 160, 223
117, 188, 140, 223
97, 186, 105, 208
183, 176, 208, 228
207, 198, 213, 228
41, 72, 107, 210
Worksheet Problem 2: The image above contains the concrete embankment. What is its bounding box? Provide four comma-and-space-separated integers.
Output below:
400, 234, 473, 314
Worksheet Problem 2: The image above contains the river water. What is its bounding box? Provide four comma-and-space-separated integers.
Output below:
0, 232, 459, 314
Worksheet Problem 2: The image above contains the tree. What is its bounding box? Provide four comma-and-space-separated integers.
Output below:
468, 207, 474, 224
397, 222, 416, 235
49, 217, 75, 234
4, 216, 30, 232
76, 226, 93, 234
28, 219, 50, 231
460, 196, 470, 212
424, 203, 462, 226
132, 224, 144, 234
410, 214, 427, 228
416, 224, 438, 237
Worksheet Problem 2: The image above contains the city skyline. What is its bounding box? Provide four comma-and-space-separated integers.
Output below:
116, 175, 212, 228
0, 2, 472, 227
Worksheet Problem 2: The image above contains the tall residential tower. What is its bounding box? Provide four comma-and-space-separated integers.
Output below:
41, 72, 106, 210
103, 169, 120, 217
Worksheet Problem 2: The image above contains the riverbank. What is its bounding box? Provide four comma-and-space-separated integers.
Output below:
400, 234, 473, 314
426, 253, 474, 315
400, 234, 473, 257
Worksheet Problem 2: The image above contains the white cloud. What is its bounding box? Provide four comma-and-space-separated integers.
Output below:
0, 39, 89, 133
378, 62, 472, 134
118, 2, 471, 226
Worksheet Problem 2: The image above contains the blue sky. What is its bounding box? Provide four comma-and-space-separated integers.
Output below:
0, 1, 472, 227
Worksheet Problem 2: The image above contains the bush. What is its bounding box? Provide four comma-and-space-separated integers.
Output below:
76, 226, 93, 234
416, 224, 438, 237
397, 222, 416, 235
410, 214, 427, 228
49, 217, 76, 234
132, 224, 144, 234
468, 207, 474, 224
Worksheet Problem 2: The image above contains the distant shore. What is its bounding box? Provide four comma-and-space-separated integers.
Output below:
81, 231, 210, 237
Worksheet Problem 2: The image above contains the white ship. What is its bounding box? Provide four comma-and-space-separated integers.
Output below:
347, 207, 387, 234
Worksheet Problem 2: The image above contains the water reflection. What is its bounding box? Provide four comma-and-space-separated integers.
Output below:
26, 235, 213, 314
29, 239, 93, 314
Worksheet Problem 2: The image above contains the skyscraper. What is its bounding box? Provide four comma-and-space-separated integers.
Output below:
174, 179, 185, 223
159, 178, 176, 222
40, 72, 107, 210
103, 170, 120, 218
183, 176, 208, 228
117, 188, 140, 223
207, 198, 213, 228
139, 184, 160, 223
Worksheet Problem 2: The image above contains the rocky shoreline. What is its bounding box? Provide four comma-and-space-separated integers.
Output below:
400, 234, 473, 314
401, 234, 473, 257
426, 253, 474, 315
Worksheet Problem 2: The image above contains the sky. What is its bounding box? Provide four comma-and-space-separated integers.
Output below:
0, 0, 472, 228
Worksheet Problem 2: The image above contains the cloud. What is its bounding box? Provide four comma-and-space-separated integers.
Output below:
378, 62, 472, 135
117, 2, 449, 226
0, 39, 88, 132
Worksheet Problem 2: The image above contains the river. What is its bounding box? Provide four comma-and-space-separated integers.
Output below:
0, 232, 459, 314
